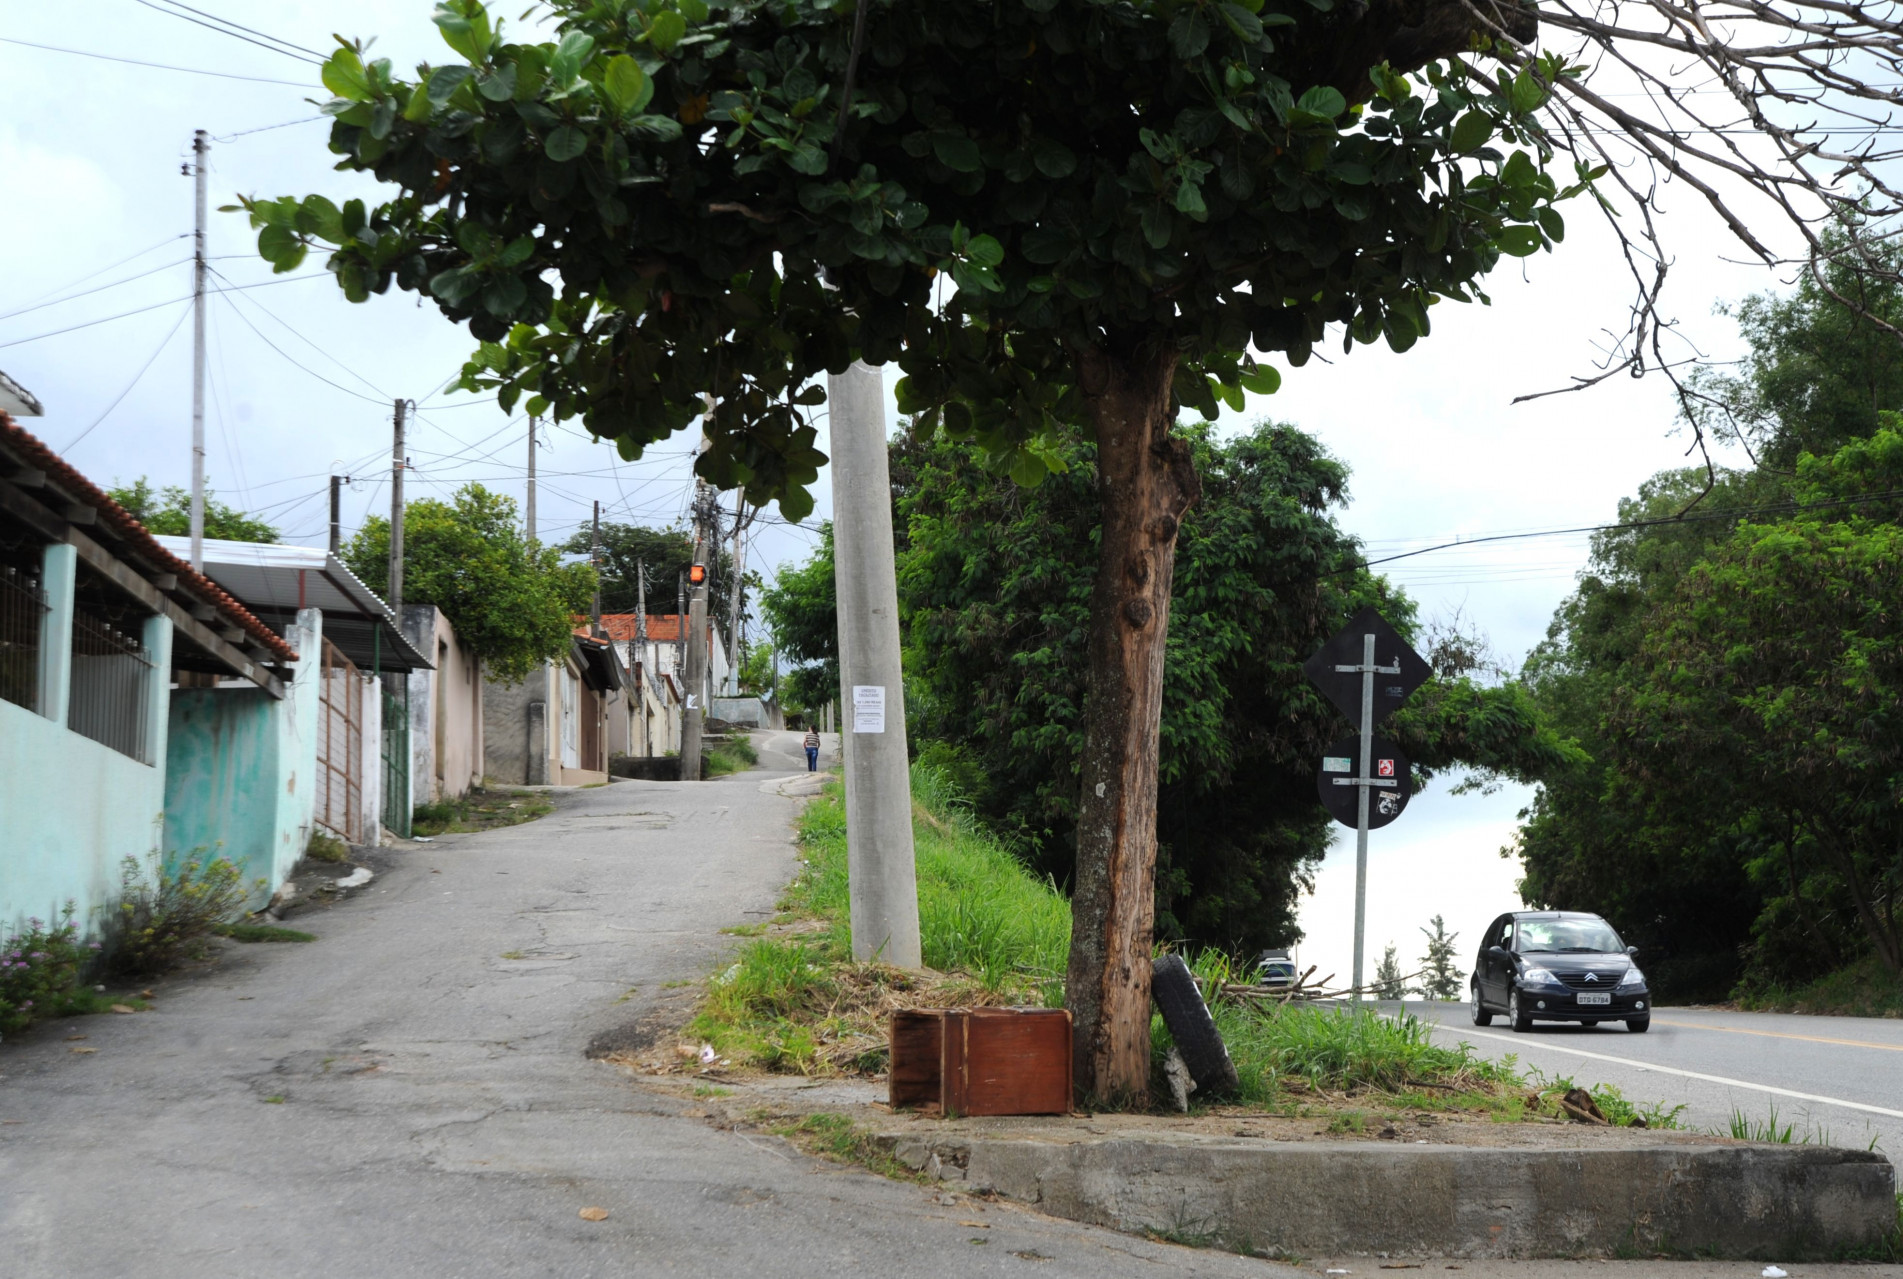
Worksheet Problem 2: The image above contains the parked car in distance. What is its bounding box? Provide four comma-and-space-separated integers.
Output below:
1255, 948, 1299, 988
1470, 911, 1651, 1033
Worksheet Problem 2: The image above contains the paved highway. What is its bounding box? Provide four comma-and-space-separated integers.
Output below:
1404, 999, 1903, 1153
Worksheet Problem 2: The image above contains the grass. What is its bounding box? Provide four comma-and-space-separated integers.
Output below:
1737, 953, 1903, 1019
305, 830, 351, 864
703, 734, 761, 777
214, 923, 316, 944
412, 787, 555, 837
766, 1112, 924, 1181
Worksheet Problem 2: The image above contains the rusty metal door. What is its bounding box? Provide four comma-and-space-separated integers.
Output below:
317, 638, 363, 844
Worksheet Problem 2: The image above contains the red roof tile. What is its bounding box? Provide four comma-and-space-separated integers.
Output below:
0, 412, 300, 664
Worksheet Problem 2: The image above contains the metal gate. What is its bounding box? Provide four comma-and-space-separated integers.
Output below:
316, 638, 363, 844
381, 676, 411, 839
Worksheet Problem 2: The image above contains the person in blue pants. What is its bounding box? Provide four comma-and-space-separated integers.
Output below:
802, 725, 820, 772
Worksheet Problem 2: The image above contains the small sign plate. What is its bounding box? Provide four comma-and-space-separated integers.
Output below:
1302, 606, 1432, 728
1315, 735, 1412, 830
1576, 992, 1612, 1007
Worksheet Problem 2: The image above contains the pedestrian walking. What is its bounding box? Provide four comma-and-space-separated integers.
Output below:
803, 724, 820, 772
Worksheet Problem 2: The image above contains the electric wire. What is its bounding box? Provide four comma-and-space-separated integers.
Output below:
58, 304, 193, 454
0, 257, 191, 323
12, 233, 188, 309
128, 0, 324, 64
0, 34, 313, 85
206, 265, 394, 402
208, 287, 387, 405
0, 272, 323, 349
143, 0, 328, 58
212, 116, 326, 142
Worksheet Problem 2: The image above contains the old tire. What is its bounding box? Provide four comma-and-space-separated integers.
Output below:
1470, 982, 1493, 1026
1509, 989, 1534, 1033
1626, 1016, 1651, 1033
1151, 954, 1240, 1097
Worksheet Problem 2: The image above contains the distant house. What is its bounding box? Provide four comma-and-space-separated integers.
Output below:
151, 536, 433, 843
0, 405, 304, 929
401, 605, 484, 808
482, 636, 621, 787
595, 613, 732, 753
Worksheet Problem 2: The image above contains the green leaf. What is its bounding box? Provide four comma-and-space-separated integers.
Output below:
1537, 206, 1566, 242
432, 1, 494, 63
778, 485, 815, 523
498, 234, 536, 268
1174, 181, 1208, 218
1500, 149, 1538, 189
476, 62, 517, 101
1008, 449, 1047, 488
678, 0, 709, 20
648, 10, 688, 53
1450, 110, 1494, 154
1219, 3, 1265, 43
1031, 136, 1078, 179
932, 133, 983, 173
545, 126, 588, 162
601, 55, 650, 114
965, 234, 1005, 268
1237, 364, 1282, 395
257, 224, 306, 273
1168, 11, 1210, 59
483, 274, 527, 317
426, 64, 472, 105
321, 48, 371, 102
293, 195, 345, 242
1496, 224, 1543, 257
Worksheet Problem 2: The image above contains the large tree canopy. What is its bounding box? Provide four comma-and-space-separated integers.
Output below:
245, 0, 1567, 515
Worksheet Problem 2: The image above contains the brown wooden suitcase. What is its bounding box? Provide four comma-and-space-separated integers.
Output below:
888, 1007, 1072, 1116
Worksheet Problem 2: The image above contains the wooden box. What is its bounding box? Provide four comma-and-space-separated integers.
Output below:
889, 1007, 1072, 1116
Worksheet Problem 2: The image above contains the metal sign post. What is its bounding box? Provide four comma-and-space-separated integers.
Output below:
1304, 607, 1431, 1001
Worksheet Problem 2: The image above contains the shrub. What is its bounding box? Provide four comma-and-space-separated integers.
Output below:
104, 855, 252, 977
306, 830, 351, 864
0, 904, 92, 1033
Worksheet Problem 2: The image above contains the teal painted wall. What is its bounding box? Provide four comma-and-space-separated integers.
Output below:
162, 611, 321, 907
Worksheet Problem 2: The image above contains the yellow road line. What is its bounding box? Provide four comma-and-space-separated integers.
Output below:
1652, 1018, 1903, 1053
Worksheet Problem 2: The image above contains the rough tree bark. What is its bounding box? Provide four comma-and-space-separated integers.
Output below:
1065, 340, 1202, 1104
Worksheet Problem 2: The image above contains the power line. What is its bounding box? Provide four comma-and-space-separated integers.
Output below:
0, 34, 312, 85
206, 265, 394, 401
11, 233, 188, 308
128, 0, 324, 64
146, 0, 327, 57
59, 304, 194, 454
0, 272, 322, 349
212, 116, 326, 142
0, 257, 191, 323
208, 287, 387, 405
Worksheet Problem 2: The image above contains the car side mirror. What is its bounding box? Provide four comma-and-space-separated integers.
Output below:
1487, 945, 1509, 959
1626, 945, 1639, 958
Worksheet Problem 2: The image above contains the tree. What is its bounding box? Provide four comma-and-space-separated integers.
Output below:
561, 520, 736, 633
759, 521, 839, 721
108, 479, 278, 543
1416, 915, 1461, 1002
345, 483, 597, 681
1372, 944, 1407, 1000
241, 0, 1903, 1100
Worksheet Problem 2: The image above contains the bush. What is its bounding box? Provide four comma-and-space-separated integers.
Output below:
104, 855, 252, 977
704, 735, 760, 776
0, 904, 93, 1033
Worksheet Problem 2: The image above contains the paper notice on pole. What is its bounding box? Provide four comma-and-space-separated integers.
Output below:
851, 685, 886, 734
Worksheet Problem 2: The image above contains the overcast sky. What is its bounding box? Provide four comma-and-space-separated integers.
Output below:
1, 3, 1794, 983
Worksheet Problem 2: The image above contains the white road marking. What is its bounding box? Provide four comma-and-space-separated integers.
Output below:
1437, 1024, 1903, 1121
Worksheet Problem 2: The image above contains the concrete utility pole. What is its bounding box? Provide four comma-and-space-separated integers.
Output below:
591, 499, 603, 635
389, 399, 408, 612
328, 474, 347, 556
679, 485, 710, 781
525, 414, 538, 546
189, 128, 208, 572
636, 559, 649, 757
829, 360, 921, 967
727, 488, 748, 694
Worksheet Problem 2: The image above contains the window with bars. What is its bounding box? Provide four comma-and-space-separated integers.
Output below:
68, 608, 153, 763
0, 563, 44, 713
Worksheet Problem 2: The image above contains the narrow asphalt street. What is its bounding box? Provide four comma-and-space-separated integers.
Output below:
1408, 999, 1903, 1152
0, 732, 1296, 1279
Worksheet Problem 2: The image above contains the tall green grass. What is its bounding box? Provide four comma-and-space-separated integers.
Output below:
789, 763, 1070, 990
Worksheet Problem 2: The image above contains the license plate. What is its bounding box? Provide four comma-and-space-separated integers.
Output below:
1576, 992, 1611, 1006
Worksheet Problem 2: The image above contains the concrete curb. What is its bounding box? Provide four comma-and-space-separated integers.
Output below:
880, 1131, 1897, 1259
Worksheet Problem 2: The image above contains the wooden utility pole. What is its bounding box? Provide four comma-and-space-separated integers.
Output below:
828, 360, 921, 967
389, 399, 408, 612
189, 128, 208, 572
726, 487, 748, 693
328, 474, 345, 556
679, 485, 710, 781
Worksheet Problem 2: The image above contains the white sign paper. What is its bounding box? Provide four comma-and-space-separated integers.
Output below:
852, 685, 886, 734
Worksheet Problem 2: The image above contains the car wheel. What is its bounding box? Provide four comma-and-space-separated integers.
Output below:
1626, 1016, 1650, 1034
1509, 988, 1533, 1032
1470, 981, 1493, 1027
1151, 954, 1241, 1096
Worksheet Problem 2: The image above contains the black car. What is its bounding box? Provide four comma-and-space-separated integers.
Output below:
1469, 910, 1651, 1033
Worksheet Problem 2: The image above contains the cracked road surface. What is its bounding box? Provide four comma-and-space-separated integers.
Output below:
0, 734, 1297, 1279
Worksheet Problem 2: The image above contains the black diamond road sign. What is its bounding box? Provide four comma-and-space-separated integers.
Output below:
1316, 735, 1412, 830
1302, 605, 1432, 728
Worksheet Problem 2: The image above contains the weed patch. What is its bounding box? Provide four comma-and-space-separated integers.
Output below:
412, 788, 554, 837
704, 735, 760, 777
104, 854, 254, 977
0, 904, 99, 1033
305, 830, 351, 863
766, 1112, 923, 1180
1738, 954, 1903, 1019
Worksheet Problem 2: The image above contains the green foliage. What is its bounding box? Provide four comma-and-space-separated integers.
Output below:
103, 855, 252, 977
411, 785, 554, 835
344, 483, 596, 682
107, 478, 279, 543
561, 520, 735, 630
736, 643, 776, 696
1736, 952, 1903, 1018
305, 830, 351, 864
1372, 943, 1407, 999
215, 923, 318, 944
243, 0, 1583, 515
887, 421, 1576, 954
758, 520, 838, 714
703, 734, 759, 776
0, 904, 94, 1033
1416, 914, 1462, 1001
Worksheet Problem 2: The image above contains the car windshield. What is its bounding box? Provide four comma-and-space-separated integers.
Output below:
1516, 918, 1623, 954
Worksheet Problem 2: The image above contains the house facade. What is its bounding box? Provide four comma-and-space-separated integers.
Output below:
482, 636, 621, 787
402, 605, 483, 806
0, 408, 303, 929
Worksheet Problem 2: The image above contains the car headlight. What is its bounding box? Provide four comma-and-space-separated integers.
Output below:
1520, 966, 1561, 987
1617, 966, 1646, 990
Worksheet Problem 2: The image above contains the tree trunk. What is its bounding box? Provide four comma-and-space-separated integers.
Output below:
1064, 340, 1200, 1105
